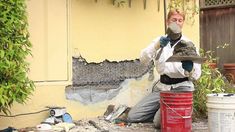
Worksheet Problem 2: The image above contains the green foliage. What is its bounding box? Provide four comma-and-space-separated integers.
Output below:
113, 0, 128, 7
199, 43, 230, 63
193, 49, 235, 119
0, 0, 34, 114
94, 0, 128, 7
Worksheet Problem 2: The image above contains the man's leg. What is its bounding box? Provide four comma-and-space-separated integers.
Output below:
153, 108, 161, 128
128, 92, 160, 123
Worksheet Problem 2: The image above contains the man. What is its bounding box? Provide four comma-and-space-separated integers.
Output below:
127, 9, 201, 128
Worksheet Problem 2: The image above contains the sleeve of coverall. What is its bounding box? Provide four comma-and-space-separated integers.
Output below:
176, 46, 202, 80
190, 48, 201, 80
155, 44, 177, 77
155, 40, 201, 79
172, 58, 201, 79
140, 37, 160, 64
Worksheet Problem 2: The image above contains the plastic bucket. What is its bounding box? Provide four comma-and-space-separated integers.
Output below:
207, 93, 235, 132
160, 91, 193, 132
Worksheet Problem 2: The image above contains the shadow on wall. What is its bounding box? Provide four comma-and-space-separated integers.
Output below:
65, 56, 154, 104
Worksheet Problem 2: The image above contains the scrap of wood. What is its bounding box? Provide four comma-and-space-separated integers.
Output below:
88, 120, 109, 132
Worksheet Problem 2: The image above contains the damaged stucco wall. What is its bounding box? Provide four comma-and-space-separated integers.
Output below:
66, 56, 154, 104
0, 0, 199, 129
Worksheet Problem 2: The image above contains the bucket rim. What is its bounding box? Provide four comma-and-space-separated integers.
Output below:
161, 96, 193, 98
207, 93, 235, 97
160, 91, 193, 94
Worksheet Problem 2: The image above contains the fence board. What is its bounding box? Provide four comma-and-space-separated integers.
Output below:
200, 7, 235, 70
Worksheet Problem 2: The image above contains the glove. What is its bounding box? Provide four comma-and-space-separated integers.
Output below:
159, 36, 170, 48
181, 60, 193, 72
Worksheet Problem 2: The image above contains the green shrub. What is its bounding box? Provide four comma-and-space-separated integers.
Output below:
193, 49, 235, 119
0, 0, 34, 114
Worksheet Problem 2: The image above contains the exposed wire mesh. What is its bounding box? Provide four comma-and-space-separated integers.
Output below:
71, 56, 153, 88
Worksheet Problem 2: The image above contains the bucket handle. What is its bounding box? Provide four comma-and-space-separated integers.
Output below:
161, 100, 192, 119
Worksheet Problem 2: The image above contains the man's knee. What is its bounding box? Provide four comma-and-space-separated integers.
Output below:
127, 108, 141, 122
128, 109, 155, 123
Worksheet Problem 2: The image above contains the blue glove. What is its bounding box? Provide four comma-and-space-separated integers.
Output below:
181, 60, 193, 72
159, 36, 170, 48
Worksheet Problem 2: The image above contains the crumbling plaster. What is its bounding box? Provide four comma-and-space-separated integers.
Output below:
66, 56, 157, 104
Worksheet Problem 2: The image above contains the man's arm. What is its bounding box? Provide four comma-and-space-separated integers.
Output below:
140, 37, 161, 65
155, 39, 201, 79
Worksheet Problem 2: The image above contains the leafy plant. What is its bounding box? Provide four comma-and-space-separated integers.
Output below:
203, 43, 230, 64
0, 0, 34, 114
113, 0, 128, 7
94, 0, 128, 7
193, 48, 235, 119
203, 50, 217, 63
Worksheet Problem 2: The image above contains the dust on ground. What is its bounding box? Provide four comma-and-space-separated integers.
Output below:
68, 117, 208, 132
17, 117, 208, 132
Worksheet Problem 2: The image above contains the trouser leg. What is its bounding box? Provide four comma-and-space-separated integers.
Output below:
127, 92, 160, 123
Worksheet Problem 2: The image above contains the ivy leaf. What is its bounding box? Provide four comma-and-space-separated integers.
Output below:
0, 50, 5, 58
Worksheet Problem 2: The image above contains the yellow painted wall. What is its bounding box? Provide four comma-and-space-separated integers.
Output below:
71, 0, 165, 62
27, 0, 69, 82
183, 15, 200, 48
71, 0, 200, 62
0, 0, 200, 129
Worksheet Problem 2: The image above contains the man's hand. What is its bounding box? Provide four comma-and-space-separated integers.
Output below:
181, 60, 193, 72
159, 36, 170, 48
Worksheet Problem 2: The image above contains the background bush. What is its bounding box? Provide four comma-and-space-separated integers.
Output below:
0, 0, 34, 114
193, 49, 235, 119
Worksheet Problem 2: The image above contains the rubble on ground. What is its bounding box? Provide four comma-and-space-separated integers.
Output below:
15, 104, 208, 132
16, 117, 208, 132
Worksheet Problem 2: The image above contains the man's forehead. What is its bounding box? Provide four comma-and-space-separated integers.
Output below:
170, 14, 184, 19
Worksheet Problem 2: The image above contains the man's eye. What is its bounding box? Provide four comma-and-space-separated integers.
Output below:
171, 18, 183, 23
171, 18, 177, 22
